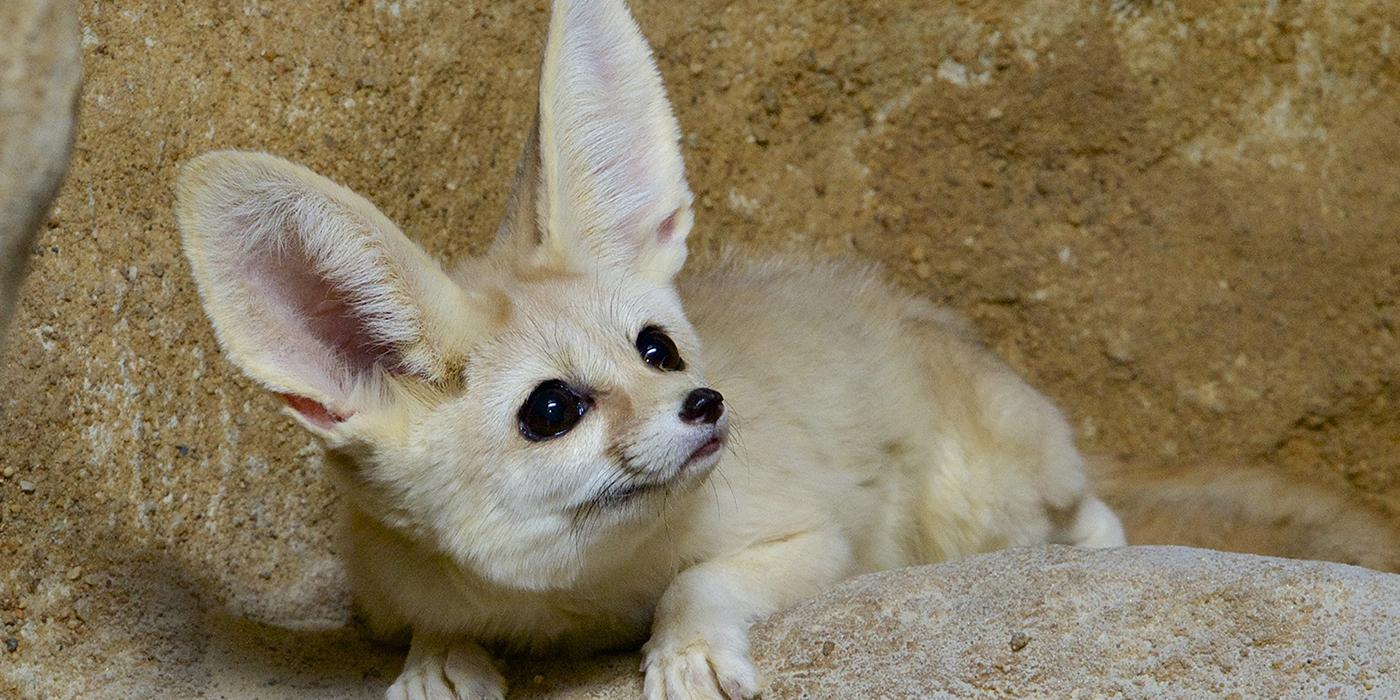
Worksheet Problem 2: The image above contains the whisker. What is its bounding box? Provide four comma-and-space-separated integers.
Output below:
659, 491, 677, 566
712, 465, 739, 513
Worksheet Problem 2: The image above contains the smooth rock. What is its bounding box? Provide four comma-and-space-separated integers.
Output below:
0, 0, 82, 346
498, 546, 1400, 698
747, 546, 1400, 699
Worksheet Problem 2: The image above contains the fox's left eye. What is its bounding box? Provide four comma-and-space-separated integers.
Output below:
636, 326, 685, 371
519, 380, 589, 441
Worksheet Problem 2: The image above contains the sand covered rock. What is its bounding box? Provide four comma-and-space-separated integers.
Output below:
0, 0, 81, 344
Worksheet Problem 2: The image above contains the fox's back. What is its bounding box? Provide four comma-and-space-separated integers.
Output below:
675, 254, 1103, 570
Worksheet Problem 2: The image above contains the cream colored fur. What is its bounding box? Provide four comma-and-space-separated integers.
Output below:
174, 0, 1127, 698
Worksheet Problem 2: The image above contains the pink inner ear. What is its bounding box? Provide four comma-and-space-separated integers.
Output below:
656, 208, 681, 244
240, 219, 404, 384
275, 392, 351, 430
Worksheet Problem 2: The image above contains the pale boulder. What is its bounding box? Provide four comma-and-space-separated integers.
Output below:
0, 0, 82, 346
509, 546, 1400, 698
745, 546, 1400, 699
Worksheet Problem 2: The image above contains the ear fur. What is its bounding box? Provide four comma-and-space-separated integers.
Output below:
495, 0, 695, 283
176, 151, 476, 432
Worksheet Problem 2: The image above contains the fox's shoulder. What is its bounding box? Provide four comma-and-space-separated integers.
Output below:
682, 247, 885, 294
680, 247, 976, 351
679, 248, 931, 323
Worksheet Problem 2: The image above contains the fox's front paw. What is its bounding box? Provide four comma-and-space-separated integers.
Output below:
642, 633, 760, 700
386, 636, 505, 700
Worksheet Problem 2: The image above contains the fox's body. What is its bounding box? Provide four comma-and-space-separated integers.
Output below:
339, 254, 1121, 663
168, 1, 1400, 699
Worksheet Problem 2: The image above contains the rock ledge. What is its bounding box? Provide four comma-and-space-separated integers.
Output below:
745, 546, 1399, 699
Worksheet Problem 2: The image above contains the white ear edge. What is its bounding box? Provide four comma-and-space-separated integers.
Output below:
531, 0, 695, 281
176, 151, 472, 426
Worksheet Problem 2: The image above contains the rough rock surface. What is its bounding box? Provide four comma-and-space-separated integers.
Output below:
3, 1, 1400, 698
749, 546, 1400, 699
0, 0, 81, 345
508, 547, 1400, 698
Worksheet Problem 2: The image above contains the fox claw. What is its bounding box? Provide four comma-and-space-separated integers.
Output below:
642, 637, 760, 700
386, 637, 505, 700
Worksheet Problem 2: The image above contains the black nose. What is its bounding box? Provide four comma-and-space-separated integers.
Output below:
680, 388, 724, 424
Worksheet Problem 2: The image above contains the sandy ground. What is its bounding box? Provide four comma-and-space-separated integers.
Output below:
1, 1, 1398, 697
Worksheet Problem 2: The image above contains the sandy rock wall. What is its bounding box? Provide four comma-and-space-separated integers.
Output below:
2, 0, 1398, 697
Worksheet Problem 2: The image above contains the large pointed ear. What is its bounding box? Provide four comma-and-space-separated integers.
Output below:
175, 151, 478, 434
494, 0, 694, 283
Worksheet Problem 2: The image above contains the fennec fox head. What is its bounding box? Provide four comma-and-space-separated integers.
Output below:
175, 0, 724, 589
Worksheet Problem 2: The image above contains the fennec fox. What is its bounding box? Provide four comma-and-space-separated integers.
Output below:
175, 0, 1125, 697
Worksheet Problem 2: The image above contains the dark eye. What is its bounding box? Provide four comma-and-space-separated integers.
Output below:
636, 326, 685, 371
519, 380, 588, 441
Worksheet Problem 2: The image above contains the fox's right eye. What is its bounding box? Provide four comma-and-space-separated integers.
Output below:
519, 380, 589, 441
636, 326, 685, 371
